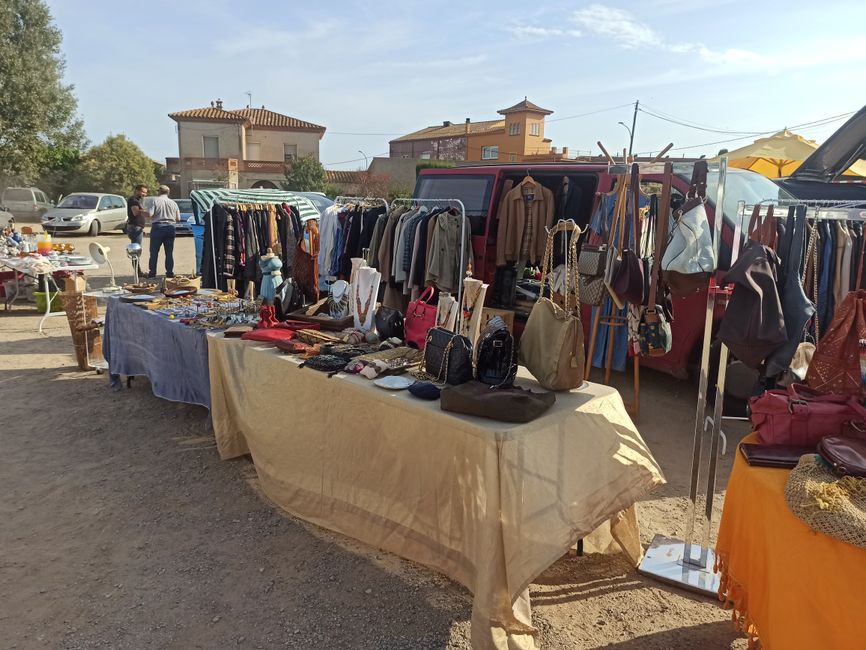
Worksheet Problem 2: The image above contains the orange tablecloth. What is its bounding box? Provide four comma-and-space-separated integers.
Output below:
715, 433, 866, 649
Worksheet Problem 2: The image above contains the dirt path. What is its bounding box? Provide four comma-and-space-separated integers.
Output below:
0, 232, 748, 649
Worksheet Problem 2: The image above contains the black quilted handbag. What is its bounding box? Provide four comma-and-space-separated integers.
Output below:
375, 306, 404, 341
275, 277, 304, 320
475, 316, 517, 387
422, 327, 473, 385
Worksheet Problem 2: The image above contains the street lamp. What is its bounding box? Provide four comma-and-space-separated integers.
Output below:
358, 150, 369, 169
618, 121, 634, 157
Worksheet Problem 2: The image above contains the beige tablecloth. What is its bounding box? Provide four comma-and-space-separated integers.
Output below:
208, 336, 665, 649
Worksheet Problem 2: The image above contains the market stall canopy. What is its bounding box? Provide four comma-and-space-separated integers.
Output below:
712, 129, 866, 179
189, 188, 320, 221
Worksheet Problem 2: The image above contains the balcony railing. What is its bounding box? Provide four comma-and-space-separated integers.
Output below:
177, 157, 288, 174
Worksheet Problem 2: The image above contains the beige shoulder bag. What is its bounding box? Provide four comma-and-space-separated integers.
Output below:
518, 220, 585, 391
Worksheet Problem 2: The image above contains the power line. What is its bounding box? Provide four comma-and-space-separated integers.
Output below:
547, 102, 635, 123
638, 107, 765, 136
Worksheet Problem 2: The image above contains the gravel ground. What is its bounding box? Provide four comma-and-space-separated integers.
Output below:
0, 231, 749, 649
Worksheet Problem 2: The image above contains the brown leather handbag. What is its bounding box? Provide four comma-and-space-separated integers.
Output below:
818, 436, 866, 477
806, 289, 866, 397
293, 220, 320, 305
611, 163, 646, 305
440, 381, 556, 423
518, 220, 585, 391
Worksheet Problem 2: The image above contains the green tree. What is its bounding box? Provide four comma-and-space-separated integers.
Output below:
0, 0, 87, 181
76, 134, 157, 196
283, 155, 325, 192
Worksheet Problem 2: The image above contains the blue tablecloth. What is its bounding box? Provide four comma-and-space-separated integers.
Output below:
103, 297, 211, 408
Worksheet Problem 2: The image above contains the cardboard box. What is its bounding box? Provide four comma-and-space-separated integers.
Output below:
64, 276, 86, 293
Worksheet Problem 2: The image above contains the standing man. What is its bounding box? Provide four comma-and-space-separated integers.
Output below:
147, 185, 181, 278
126, 184, 149, 245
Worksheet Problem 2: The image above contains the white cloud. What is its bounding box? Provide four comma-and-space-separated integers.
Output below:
508, 25, 582, 40
571, 4, 662, 49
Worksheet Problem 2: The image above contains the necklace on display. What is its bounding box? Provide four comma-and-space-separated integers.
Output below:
355, 277, 376, 325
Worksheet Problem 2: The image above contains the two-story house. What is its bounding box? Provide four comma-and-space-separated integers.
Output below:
389, 98, 558, 163
166, 99, 326, 197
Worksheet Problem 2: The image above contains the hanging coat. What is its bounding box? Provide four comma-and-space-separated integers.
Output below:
765, 206, 816, 376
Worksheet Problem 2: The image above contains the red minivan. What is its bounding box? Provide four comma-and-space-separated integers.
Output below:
414, 163, 794, 379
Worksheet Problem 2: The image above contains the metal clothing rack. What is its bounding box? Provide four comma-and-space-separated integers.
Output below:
390, 197, 469, 331
205, 196, 313, 290
638, 157, 730, 597
334, 196, 390, 211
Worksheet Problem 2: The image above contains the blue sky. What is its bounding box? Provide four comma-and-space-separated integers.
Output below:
48, 0, 866, 169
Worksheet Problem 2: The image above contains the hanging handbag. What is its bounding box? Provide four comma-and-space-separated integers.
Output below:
577, 244, 607, 306
475, 316, 517, 387
661, 160, 716, 295
294, 221, 320, 304
274, 276, 304, 319
750, 383, 866, 446
375, 305, 404, 341
639, 166, 674, 356
518, 220, 585, 391
404, 286, 438, 350
806, 289, 866, 397
421, 326, 473, 385
612, 163, 647, 305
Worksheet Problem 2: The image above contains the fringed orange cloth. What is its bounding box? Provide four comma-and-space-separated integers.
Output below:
714, 433, 866, 649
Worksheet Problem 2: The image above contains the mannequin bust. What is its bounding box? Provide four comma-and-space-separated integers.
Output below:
258, 247, 283, 306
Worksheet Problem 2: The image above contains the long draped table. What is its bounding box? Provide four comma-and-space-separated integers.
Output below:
715, 434, 866, 649
208, 335, 665, 650
104, 297, 211, 408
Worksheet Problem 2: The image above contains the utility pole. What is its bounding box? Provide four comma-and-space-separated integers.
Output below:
629, 100, 639, 157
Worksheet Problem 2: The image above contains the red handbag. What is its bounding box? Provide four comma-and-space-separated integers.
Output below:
404, 286, 438, 350
750, 383, 866, 446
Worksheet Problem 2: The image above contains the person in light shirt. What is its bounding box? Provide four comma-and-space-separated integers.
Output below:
146, 185, 180, 278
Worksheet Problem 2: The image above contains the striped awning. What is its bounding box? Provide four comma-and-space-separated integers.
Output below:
189, 188, 320, 221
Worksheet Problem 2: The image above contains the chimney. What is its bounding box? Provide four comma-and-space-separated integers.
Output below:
551, 147, 557, 155
465, 118, 470, 135
443, 120, 452, 127
210, 101, 215, 108
562, 146, 569, 157
215, 98, 223, 110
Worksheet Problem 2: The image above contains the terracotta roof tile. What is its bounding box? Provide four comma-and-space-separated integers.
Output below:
168, 107, 248, 123
233, 107, 325, 131
498, 98, 553, 116
325, 170, 365, 184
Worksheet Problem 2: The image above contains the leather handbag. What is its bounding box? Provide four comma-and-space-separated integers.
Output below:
806, 289, 866, 398
518, 220, 585, 391
818, 436, 866, 477
611, 163, 647, 305
638, 165, 674, 357
375, 306, 404, 341
739, 443, 816, 469
421, 326, 473, 385
475, 316, 517, 387
661, 160, 716, 295
440, 382, 556, 423
749, 383, 866, 446
577, 241, 608, 307
275, 277, 304, 320
405, 286, 438, 350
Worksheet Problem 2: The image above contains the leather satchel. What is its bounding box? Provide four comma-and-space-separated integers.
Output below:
375, 306, 404, 341
405, 286, 438, 350
475, 316, 517, 387
611, 163, 647, 305
661, 160, 716, 295
518, 220, 585, 391
818, 436, 866, 477
422, 326, 473, 385
806, 289, 866, 398
750, 383, 866, 446
440, 381, 556, 423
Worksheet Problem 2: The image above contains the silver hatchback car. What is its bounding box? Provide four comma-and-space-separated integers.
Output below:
42, 193, 128, 235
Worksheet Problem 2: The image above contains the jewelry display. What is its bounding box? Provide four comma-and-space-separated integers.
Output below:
436, 292, 459, 331
460, 276, 488, 346
352, 266, 381, 331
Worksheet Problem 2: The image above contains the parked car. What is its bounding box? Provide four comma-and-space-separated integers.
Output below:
173, 198, 197, 235
1, 187, 53, 222
296, 191, 334, 215
414, 163, 793, 379
774, 104, 866, 205
41, 193, 128, 235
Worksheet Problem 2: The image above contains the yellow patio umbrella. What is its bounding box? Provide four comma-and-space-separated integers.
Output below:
714, 129, 866, 178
